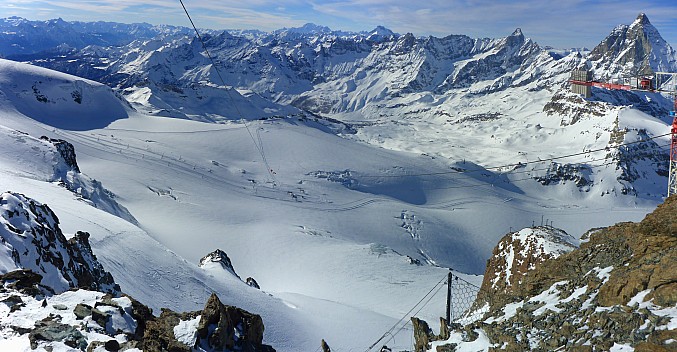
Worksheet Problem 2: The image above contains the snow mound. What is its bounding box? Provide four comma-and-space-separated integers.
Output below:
0, 58, 129, 130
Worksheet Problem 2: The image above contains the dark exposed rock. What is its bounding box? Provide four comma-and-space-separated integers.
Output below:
103, 339, 120, 351
142, 308, 198, 352
73, 303, 92, 320
198, 249, 241, 280
141, 293, 274, 352
197, 293, 268, 351
91, 307, 110, 328
589, 13, 676, 76
412, 317, 433, 352
40, 136, 81, 173
0, 269, 44, 296
475, 226, 577, 311
321, 339, 331, 352
29, 316, 88, 350
121, 293, 153, 340
246, 277, 261, 289
0, 192, 120, 294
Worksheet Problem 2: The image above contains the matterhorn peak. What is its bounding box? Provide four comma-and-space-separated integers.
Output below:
511, 28, 523, 37
589, 13, 677, 76
632, 12, 651, 26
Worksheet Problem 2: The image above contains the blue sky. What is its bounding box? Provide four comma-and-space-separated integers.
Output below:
3, 0, 677, 48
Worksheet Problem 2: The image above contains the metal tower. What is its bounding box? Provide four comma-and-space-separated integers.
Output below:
656, 72, 677, 197
668, 91, 677, 197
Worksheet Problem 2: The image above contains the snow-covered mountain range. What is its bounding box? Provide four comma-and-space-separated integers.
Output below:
0, 12, 676, 351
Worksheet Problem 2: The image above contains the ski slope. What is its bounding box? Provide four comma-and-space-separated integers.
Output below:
0, 59, 665, 351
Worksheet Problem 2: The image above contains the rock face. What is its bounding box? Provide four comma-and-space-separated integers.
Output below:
477, 226, 577, 310
423, 196, 677, 351
195, 293, 271, 351
39, 136, 80, 173
0, 191, 276, 352
0, 191, 120, 294
589, 13, 677, 76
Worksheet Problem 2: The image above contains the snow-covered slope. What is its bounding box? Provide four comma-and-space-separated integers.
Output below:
0, 58, 129, 130
0, 59, 490, 351
12, 14, 674, 203
0, 14, 675, 351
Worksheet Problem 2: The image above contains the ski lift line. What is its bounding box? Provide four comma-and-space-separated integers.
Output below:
177, 0, 278, 183
415, 143, 671, 192
467, 142, 670, 178
356, 132, 671, 179
365, 274, 447, 352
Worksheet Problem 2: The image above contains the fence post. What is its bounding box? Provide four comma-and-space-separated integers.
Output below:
446, 271, 452, 324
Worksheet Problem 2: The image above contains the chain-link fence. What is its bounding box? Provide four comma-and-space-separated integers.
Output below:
448, 273, 491, 325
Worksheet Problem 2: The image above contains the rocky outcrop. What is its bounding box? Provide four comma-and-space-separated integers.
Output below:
199, 249, 241, 280
1, 275, 275, 352
0, 191, 276, 351
421, 196, 677, 351
0, 191, 120, 294
40, 136, 80, 173
476, 226, 577, 311
142, 293, 274, 352
246, 277, 261, 289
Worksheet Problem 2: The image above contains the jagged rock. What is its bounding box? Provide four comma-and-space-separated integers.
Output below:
0, 192, 120, 294
39, 136, 81, 173
0, 269, 43, 296
104, 339, 120, 351
197, 293, 267, 350
436, 343, 457, 352
29, 315, 88, 350
475, 226, 577, 310
589, 13, 677, 76
199, 249, 241, 280
142, 308, 198, 352
121, 293, 154, 340
1, 294, 23, 308
434, 195, 677, 351
246, 277, 261, 289
412, 317, 434, 352
91, 306, 110, 328
74, 303, 93, 320
141, 293, 274, 352
321, 339, 331, 352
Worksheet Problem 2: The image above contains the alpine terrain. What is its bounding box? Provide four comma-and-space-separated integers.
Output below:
0, 11, 675, 352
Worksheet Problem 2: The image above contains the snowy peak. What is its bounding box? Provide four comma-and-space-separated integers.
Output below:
198, 249, 241, 280
280, 23, 332, 35
589, 13, 677, 76
631, 12, 651, 27
366, 26, 397, 42
0, 192, 120, 294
